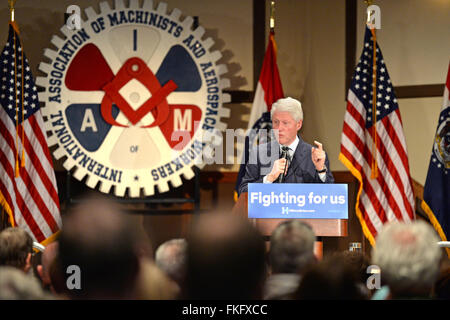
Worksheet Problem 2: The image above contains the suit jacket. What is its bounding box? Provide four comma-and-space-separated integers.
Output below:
238, 136, 334, 195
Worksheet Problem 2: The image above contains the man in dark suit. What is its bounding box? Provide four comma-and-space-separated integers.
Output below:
238, 97, 334, 195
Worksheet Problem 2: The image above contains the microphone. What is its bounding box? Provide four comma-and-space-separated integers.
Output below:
278, 146, 291, 183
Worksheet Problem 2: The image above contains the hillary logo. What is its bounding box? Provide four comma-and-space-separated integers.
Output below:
37, 0, 230, 197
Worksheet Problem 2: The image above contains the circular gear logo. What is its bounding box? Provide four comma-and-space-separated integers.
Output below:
37, 1, 230, 197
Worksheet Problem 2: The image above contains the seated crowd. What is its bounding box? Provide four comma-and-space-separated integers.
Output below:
0, 195, 448, 300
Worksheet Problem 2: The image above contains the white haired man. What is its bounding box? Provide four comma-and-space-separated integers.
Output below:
155, 238, 188, 290
238, 97, 333, 194
372, 221, 442, 299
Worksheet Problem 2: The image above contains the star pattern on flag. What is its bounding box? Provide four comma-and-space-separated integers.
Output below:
350, 34, 399, 128
0, 33, 39, 124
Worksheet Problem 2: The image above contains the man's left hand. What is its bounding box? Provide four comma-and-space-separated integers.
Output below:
311, 140, 326, 171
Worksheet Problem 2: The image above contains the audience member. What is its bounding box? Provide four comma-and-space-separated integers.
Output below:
36, 241, 59, 291
0, 227, 33, 273
155, 238, 188, 291
136, 257, 181, 300
295, 254, 368, 300
330, 251, 372, 299
0, 266, 54, 299
186, 213, 266, 299
264, 220, 316, 300
57, 195, 141, 299
48, 257, 68, 298
371, 221, 442, 299
433, 263, 450, 300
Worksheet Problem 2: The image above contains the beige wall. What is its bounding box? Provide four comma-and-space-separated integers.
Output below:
0, 0, 447, 185
0, 0, 254, 89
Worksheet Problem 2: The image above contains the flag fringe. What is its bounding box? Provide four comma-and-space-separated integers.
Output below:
339, 152, 376, 246
421, 200, 450, 258
0, 190, 15, 228
233, 191, 238, 203
40, 230, 60, 247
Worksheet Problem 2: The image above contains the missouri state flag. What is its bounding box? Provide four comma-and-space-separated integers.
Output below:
234, 30, 284, 199
421, 61, 450, 257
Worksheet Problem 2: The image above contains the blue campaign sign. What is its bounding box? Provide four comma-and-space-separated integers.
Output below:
248, 183, 348, 219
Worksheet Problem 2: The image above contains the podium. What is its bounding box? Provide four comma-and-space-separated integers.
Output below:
232, 192, 348, 259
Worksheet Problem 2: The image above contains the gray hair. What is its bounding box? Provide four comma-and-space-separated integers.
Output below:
0, 266, 54, 300
269, 220, 316, 274
270, 97, 303, 122
0, 227, 33, 270
372, 221, 442, 295
155, 238, 188, 284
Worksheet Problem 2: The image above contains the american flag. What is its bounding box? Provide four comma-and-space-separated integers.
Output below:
339, 26, 415, 245
0, 23, 61, 244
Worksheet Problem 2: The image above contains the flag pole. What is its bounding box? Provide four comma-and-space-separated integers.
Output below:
365, 0, 379, 179
8, 0, 17, 22
269, 1, 278, 57
269, 1, 275, 33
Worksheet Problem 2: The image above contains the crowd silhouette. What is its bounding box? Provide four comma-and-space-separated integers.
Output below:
0, 194, 448, 300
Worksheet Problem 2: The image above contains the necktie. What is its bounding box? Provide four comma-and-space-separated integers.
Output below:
281, 146, 291, 161
278, 146, 291, 183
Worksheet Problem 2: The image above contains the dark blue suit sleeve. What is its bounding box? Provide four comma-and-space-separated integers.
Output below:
238, 146, 265, 195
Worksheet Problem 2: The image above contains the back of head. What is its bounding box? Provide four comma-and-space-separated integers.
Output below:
0, 227, 33, 271
0, 266, 53, 300
155, 238, 188, 286
337, 251, 371, 284
296, 255, 367, 300
269, 220, 316, 274
434, 265, 450, 300
38, 241, 59, 287
372, 221, 441, 298
58, 195, 140, 299
186, 213, 266, 299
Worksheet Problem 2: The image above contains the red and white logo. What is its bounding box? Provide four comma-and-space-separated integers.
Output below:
37, 1, 230, 197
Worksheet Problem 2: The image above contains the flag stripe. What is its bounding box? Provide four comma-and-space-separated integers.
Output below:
15, 173, 53, 238
341, 136, 388, 224
377, 117, 414, 219
0, 111, 58, 235
0, 144, 45, 241
358, 198, 380, 236
30, 112, 55, 165
340, 144, 385, 229
340, 26, 415, 243
17, 167, 58, 234
0, 162, 16, 224
370, 126, 409, 221
0, 164, 36, 239
22, 119, 60, 208
382, 110, 410, 175
343, 113, 400, 224
0, 24, 61, 243
360, 120, 407, 222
